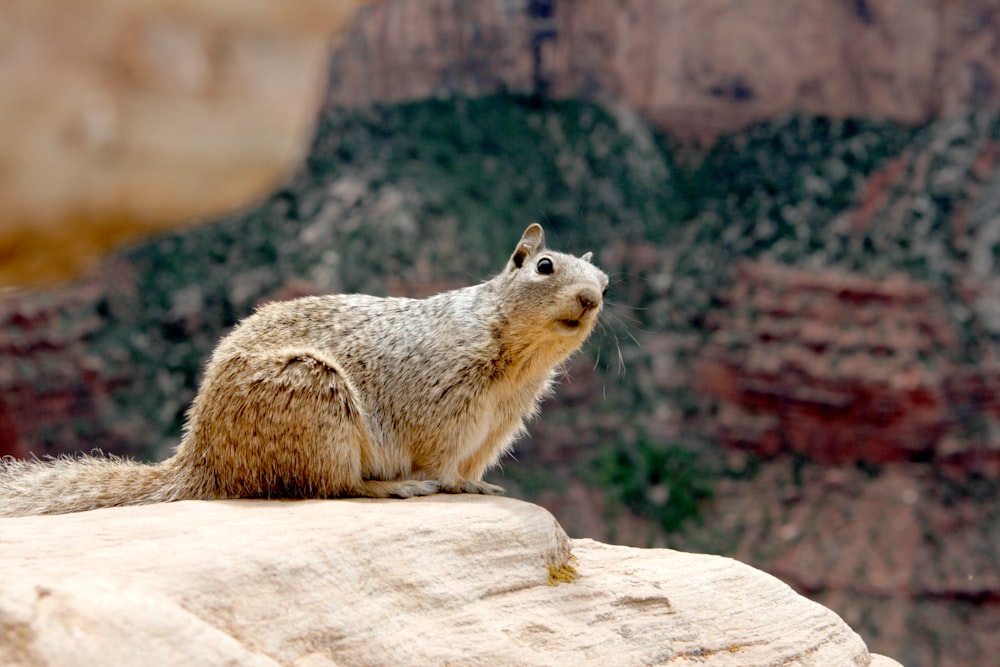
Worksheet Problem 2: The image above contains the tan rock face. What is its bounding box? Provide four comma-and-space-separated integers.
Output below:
0, 496, 899, 666
328, 0, 1000, 140
0, 0, 364, 286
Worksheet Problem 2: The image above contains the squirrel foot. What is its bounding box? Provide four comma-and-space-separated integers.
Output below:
355, 479, 440, 498
438, 479, 506, 496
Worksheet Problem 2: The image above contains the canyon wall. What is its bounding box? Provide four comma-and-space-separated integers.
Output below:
328, 0, 1000, 141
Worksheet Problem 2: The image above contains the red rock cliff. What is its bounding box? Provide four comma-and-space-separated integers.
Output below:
328, 0, 1000, 141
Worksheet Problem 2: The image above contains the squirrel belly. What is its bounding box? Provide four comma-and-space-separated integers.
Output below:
0, 224, 608, 516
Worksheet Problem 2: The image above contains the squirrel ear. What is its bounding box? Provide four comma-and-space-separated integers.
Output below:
509, 223, 546, 270
580, 251, 593, 263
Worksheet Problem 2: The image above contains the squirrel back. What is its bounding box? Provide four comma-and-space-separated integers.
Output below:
0, 224, 607, 516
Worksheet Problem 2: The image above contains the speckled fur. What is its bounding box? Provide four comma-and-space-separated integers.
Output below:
0, 224, 607, 516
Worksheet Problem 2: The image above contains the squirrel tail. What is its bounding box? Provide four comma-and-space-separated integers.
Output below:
0, 453, 190, 517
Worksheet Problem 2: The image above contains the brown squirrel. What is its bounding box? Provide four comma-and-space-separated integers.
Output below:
0, 224, 607, 516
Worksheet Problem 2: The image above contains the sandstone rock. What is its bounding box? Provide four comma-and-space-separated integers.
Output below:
0, 496, 898, 666
0, 0, 365, 286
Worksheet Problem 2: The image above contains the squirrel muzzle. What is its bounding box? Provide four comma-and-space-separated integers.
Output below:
559, 286, 603, 329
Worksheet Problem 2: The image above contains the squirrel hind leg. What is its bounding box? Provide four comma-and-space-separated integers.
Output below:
190, 348, 377, 499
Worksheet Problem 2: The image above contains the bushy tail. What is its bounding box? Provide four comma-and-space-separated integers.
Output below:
0, 454, 188, 517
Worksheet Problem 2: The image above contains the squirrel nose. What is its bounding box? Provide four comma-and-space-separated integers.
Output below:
577, 288, 601, 313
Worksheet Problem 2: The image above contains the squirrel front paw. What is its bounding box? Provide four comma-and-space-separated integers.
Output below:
391, 480, 441, 498
438, 479, 506, 496
357, 479, 440, 498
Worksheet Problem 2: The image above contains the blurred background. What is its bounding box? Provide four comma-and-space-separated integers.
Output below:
2, 1, 999, 665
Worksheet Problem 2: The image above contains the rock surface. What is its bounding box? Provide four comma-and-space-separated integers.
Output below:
0, 0, 364, 286
0, 496, 899, 667
696, 259, 960, 464
328, 0, 1000, 141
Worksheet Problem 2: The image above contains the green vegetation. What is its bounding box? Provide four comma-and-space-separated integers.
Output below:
594, 435, 715, 533
309, 95, 679, 267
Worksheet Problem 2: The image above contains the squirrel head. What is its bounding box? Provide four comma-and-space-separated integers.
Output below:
494, 224, 608, 358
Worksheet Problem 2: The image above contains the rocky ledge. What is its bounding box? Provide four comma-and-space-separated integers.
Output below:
0, 496, 899, 666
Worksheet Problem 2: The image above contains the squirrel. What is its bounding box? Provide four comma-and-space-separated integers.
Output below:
0, 224, 607, 516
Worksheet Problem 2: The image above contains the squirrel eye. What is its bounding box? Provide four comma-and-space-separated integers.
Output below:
536, 257, 554, 275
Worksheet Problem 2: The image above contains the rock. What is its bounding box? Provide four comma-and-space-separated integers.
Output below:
695, 259, 964, 465
0, 282, 136, 460
0, 496, 899, 666
328, 0, 1000, 142
0, 0, 365, 286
